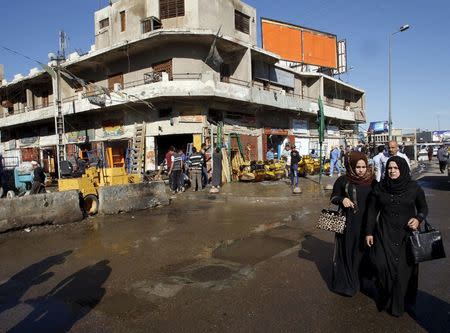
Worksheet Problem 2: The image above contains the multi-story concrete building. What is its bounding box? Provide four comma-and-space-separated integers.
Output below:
0, 0, 365, 177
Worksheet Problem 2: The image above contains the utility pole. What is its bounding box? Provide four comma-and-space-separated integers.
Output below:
53, 31, 67, 179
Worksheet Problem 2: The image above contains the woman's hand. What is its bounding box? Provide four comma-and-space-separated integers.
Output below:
407, 218, 420, 230
366, 236, 374, 247
342, 198, 355, 209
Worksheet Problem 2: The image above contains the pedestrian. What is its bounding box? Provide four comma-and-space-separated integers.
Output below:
266, 147, 275, 162
436, 145, 449, 174
380, 140, 410, 180
168, 147, 183, 194
365, 156, 428, 317
178, 148, 187, 191
330, 151, 374, 297
290, 145, 301, 190
187, 147, 203, 191
310, 149, 318, 159
211, 146, 223, 191
200, 143, 209, 187
372, 145, 385, 182
427, 145, 433, 162
30, 161, 46, 194
339, 145, 345, 170
280, 144, 291, 178
329, 146, 341, 177
165, 146, 175, 187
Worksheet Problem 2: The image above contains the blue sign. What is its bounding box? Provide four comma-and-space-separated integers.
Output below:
368, 121, 388, 134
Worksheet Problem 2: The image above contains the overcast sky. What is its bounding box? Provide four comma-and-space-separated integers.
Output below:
1, 0, 449, 131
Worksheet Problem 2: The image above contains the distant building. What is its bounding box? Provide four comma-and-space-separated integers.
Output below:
0, 0, 366, 176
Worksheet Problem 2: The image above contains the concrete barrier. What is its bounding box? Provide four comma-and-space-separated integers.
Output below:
0, 190, 84, 233
98, 181, 169, 215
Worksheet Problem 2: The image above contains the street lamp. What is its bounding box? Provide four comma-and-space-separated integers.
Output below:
388, 24, 410, 140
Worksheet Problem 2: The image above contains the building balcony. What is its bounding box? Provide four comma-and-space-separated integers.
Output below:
0, 71, 365, 128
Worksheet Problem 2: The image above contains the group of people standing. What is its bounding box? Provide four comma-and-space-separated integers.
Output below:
165, 144, 222, 194
330, 141, 428, 317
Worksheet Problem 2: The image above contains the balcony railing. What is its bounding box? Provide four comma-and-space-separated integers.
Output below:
1, 102, 54, 118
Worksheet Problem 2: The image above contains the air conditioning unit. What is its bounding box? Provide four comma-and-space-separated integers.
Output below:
114, 83, 123, 92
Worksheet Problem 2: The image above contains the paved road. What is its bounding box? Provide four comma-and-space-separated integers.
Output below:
0, 163, 448, 332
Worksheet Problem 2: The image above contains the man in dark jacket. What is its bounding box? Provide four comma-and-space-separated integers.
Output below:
437, 145, 449, 173
30, 161, 46, 194
290, 145, 301, 191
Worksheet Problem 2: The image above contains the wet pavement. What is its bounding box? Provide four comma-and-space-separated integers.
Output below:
0, 164, 448, 332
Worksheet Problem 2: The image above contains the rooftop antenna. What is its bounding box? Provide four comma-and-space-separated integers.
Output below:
58, 30, 67, 59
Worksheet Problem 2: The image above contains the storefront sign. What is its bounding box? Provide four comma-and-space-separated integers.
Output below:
264, 128, 289, 136
145, 136, 155, 171
293, 119, 308, 134
179, 115, 204, 123
66, 129, 95, 143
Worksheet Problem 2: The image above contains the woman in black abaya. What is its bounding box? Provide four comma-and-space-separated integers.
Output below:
366, 156, 428, 317
330, 151, 374, 296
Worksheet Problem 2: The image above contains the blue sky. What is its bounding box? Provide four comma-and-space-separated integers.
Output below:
0, 0, 449, 131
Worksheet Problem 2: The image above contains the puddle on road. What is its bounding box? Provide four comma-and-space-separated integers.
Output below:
189, 265, 234, 282
212, 236, 297, 265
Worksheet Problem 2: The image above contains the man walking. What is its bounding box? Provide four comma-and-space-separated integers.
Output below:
437, 145, 449, 174
168, 147, 183, 194
188, 147, 204, 191
290, 145, 301, 191
372, 145, 385, 182
280, 143, 291, 178
200, 143, 209, 187
329, 146, 341, 177
380, 140, 410, 179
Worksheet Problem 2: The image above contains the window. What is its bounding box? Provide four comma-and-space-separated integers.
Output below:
120, 11, 126, 32
108, 73, 124, 91
42, 93, 49, 107
99, 18, 109, 29
153, 59, 173, 80
220, 64, 230, 83
235, 10, 250, 34
142, 16, 162, 33
159, 0, 185, 20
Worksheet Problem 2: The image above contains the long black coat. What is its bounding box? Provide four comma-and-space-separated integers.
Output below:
366, 181, 428, 316
330, 175, 373, 296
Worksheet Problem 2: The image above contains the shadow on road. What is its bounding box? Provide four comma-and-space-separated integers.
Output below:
297, 235, 333, 290
414, 290, 450, 332
417, 176, 450, 191
0, 250, 73, 315
7, 260, 112, 333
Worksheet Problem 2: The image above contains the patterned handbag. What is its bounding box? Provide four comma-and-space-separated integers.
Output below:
316, 208, 346, 234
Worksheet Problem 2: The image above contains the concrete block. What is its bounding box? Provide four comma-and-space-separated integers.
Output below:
0, 190, 83, 233
98, 181, 169, 215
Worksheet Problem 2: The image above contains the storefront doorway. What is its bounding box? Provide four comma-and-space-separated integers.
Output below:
156, 134, 193, 166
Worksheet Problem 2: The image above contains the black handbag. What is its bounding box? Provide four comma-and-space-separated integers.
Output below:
407, 221, 446, 264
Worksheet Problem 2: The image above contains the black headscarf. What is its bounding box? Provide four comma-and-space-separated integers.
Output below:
382, 156, 411, 194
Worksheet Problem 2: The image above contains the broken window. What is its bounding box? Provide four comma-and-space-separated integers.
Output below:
99, 18, 109, 29
159, 0, 185, 20
120, 11, 126, 32
235, 10, 250, 34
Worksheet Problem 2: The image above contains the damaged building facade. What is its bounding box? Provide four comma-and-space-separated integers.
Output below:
0, 0, 366, 177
